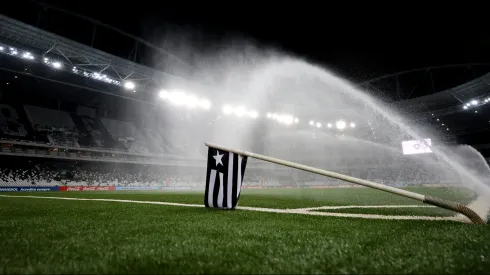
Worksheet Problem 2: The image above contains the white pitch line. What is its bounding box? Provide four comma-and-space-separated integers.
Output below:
295, 205, 436, 211
0, 195, 204, 207
0, 195, 461, 222
290, 210, 460, 222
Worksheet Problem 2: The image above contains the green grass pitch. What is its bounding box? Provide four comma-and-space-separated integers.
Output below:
0, 187, 489, 274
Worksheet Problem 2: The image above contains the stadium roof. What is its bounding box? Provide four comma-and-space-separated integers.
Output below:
0, 14, 202, 93
394, 73, 490, 117
397, 73, 490, 111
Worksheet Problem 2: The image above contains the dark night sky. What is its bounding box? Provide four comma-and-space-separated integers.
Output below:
4, 1, 490, 86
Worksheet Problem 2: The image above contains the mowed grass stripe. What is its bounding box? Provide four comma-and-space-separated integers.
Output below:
1, 196, 489, 274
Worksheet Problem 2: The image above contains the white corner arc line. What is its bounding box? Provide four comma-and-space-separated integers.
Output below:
0, 195, 463, 222
294, 205, 436, 211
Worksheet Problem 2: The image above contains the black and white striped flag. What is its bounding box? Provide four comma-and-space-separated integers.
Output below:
204, 146, 248, 209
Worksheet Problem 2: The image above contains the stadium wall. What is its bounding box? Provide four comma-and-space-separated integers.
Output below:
0, 186, 60, 192
0, 186, 196, 192
0, 183, 455, 192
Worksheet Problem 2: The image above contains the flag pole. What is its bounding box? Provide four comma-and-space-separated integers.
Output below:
205, 142, 485, 224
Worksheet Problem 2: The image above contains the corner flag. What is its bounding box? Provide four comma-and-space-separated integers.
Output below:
204, 146, 248, 209
203, 142, 486, 224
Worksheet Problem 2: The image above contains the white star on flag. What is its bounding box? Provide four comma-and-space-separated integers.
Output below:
213, 150, 224, 166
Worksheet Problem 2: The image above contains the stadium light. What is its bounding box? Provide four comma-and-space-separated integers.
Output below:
309, 120, 314, 126
278, 115, 290, 124
471, 100, 478, 105
280, 115, 293, 125
22, 52, 34, 60
327, 123, 332, 128
234, 106, 246, 117
158, 89, 212, 110
336, 120, 346, 130
158, 90, 169, 99
186, 94, 199, 109
52, 62, 63, 69
43, 57, 64, 70
267, 112, 298, 125
221, 105, 257, 118
0, 46, 4, 51
223, 105, 233, 115
200, 99, 212, 110
21, 51, 34, 60
124, 81, 135, 90
316, 122, 322, 128
350, 122, 356, 128
168, 91, 187, 106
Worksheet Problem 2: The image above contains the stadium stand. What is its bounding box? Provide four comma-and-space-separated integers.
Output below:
143, 127, 175, 154
0, 156, 205, 187
0, 94, 461, 190
0, 153, 445, 188
77, 116, 105, 148
24, 105, 81, 148
100, 118, 150, 154
0, 104, 28, 138
0, 93, 457, 189
0, 160, 58, 186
